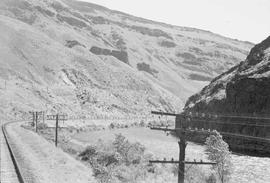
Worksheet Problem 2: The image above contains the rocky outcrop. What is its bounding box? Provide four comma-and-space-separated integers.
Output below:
130, 25, 173, 40
90, 46, 129, 64
56, 14, 87, 28
158, 40, 176, 48
185, 36, 270, 114
34, 6, 55, 17
65, 40, 86, 48
184, 36, 270, 156
189, 73, 212, 81
137, 62, 158, 76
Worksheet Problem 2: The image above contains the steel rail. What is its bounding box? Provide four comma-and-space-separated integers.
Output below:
2, 121, 25, 183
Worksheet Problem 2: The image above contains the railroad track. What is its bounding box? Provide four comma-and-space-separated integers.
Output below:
1, 120, 98, 183
1, 121, 25, 183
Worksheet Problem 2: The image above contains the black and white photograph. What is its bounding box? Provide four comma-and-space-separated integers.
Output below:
0, 0, 269, 182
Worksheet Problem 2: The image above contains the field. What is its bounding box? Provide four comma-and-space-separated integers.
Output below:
72, 127, 270, 183
73, 127, 208, 161
29, 119, 270, 183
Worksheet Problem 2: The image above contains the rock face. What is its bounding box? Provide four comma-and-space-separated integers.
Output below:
0, 0, 253, 119
65, 40, 86, 48
184, 36, 270, 155
185, 36, 270, 115
136, 62, 158, 76
90, 46, 129, 64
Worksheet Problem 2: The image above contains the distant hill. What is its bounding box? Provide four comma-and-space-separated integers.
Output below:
0, 0, 253, 119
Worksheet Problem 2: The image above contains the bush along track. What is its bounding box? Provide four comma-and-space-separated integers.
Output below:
78, 134, 155, 183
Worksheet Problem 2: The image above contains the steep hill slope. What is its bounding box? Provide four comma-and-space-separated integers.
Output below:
0, 0, 253, 119
185, 36, 270, 114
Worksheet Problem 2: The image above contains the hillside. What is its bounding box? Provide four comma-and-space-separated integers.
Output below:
0, 0, 253, 119
185, 36, 270, 114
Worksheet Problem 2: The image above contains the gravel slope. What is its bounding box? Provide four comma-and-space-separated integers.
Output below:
5, 121, 97, 183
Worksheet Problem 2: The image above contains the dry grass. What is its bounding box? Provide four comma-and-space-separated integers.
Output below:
73, 127, 270, 183
28, 122, 270, 183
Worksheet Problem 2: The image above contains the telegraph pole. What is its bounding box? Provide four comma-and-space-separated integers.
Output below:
46, 114, 67, 147
178, 140, 186, 183
43, 111, 45, 123
35, 111, 38, 132
55, 114, 59, 147
150, 111, 216, 183
32, 111, 35, 126
178, 115, 187, 183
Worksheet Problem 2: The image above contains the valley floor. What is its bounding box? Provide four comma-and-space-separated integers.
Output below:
73, 128, 270, 183
21, 120, 270, 183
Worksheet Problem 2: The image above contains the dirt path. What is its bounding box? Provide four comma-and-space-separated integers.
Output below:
5, 121, 96, 183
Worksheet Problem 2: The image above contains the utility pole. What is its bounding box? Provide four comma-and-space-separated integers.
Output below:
35, 111, 38, 132
43, 111, 45, 123
178, 139, 186, 183
46, 114, 68, 147
55, 114, 58, 147
178, 114, 187, 183
150, 111, 216, 183
32, 111, 35, 126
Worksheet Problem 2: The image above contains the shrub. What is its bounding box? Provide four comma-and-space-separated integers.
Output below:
133, 122, 139, 127
139, 120, 146, 127
65, 147, 78, 155
79, 134, 154, 182
171, 163, 209, 183
37, 122, 48, 130
109, 123, 115, 129
205, 131, 233, 183
206, 174, 217, 183
120, 124, 125, 128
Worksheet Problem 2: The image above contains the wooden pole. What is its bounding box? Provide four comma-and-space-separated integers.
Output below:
32, 112, 35, 126
178, 139, 186, 183
178, 114, 186, 183
43, 111, 45, 123
55, 114, 58, 147
35, 111, 38, 133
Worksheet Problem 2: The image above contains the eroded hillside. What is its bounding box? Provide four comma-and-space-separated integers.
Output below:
0, 0, 253, 119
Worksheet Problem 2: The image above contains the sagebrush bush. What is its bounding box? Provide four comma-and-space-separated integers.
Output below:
37, 122, 48, 130
139, 120, 145, 127
79, 134, 155, 183
79, 134, 212, 183
205, 131, 232, 183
